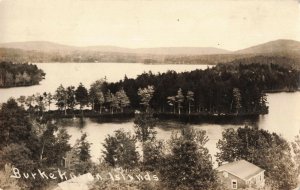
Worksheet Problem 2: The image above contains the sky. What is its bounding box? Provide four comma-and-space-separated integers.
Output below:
0, 0, 299, 51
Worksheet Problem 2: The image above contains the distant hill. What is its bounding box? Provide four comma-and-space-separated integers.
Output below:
0, 41, 230, 55
0, 39, 299, 68
235, 39, 300, 55
0, 41, 78, 53
134, 47, 230, 55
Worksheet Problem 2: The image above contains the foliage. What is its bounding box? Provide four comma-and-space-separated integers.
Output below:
75, 83, 89, 112
54, 84, 67, 114
0, 164, 22, 190
292, 132, 300, 175
134, 112, 157, 143
186, 90, 194, 114
90, 163, 161, 190
167, 96, 176, 113
0, 143, 36, 172
137, 85, 155, 112
0, 98, 35, 148
89, 79, 105, 112
175, 88, 184, 114
15, 62, 300, 117
159, 128, 218, 190
72, 132, 92, 173
0, 61, 45, 87
102, 129, 139, 169
66, 85, 76, 111
116, 88, 130, 112
106, 63, 292, 115
77, 132, 92, 162
143, 139, 164, 172
232, 88, 241, 114
216, 126, 298, 190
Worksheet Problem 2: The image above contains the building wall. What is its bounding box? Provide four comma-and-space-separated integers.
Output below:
247, 171, 265, 188
218, 171, 265, 189
218, 171, 246, 189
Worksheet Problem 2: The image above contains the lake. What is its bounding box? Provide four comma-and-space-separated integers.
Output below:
0, 62, 299, 166
61, 92, 300, 165
0, 62, 210, 103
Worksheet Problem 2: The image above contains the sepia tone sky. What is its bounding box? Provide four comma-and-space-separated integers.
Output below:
0, 0, 299, 50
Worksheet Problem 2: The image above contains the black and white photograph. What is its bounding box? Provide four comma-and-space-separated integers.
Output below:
0, 0, 300, 189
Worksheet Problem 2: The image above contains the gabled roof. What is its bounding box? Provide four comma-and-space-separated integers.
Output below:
216, 160, 264, 181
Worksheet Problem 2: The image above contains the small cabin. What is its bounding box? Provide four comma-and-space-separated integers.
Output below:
216, 160, 265, 189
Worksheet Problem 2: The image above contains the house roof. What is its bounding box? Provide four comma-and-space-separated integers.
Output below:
216, 160, 264, 181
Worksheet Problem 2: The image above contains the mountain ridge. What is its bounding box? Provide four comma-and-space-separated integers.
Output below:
0, 41, 230, 55
0, 39, 300, 66
1, 39, 300, 56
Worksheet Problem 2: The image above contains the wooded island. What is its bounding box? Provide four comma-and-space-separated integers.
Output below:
0, 61, 45, 88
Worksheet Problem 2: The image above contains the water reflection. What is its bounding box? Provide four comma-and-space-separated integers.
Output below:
62, 92, 300, 165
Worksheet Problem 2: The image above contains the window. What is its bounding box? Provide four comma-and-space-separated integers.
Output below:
232, 179, 237, 189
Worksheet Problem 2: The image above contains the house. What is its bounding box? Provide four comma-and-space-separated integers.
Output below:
216, 160, 265, 189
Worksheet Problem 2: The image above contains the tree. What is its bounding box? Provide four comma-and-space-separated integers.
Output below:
167, 96, 176, 114
137, 85, 155, 112
39, 124, 57, 165
186, 90, 194, 114
77, 132, 91, 162
89, 79, 105, 111
134, 112, 157, 163
259, 91, 268, 114
232, 88, 242, 114
116, 88, 130, 112
292, 132, 300, 175
96, 91, 105, 114
134, 112, 157, 143
102, 129, 139, 169
105, 89, 113, 113
34, 93, 46, 115
0, 164, 22, 190
159, 128, 218, 189
216, 127, 298, 190
0, 99, 33, 147
75, 83, 89, 113
175, 88, 184, 115
66, 86, 76, 111
0, 143, 35, 172
17, 95, 26, 108
73, 132, 92, 173
54, 84, 67, 115
143, 139, 164, 171
25, 95, 35, 111
110, 93, 119, 114
43, 92, 53, 111
54, 128, 71, 166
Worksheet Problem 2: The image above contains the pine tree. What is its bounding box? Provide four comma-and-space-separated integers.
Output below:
54, 84, 67, 115
75, 83, 89, 114
186, 90, 194, 114
175, 88, 184, 115
167, 96, 176, 114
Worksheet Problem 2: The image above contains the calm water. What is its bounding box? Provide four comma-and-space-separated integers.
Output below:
62, 92, 300, 165
0, 62, 210, 103
1, 63, 299, 166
